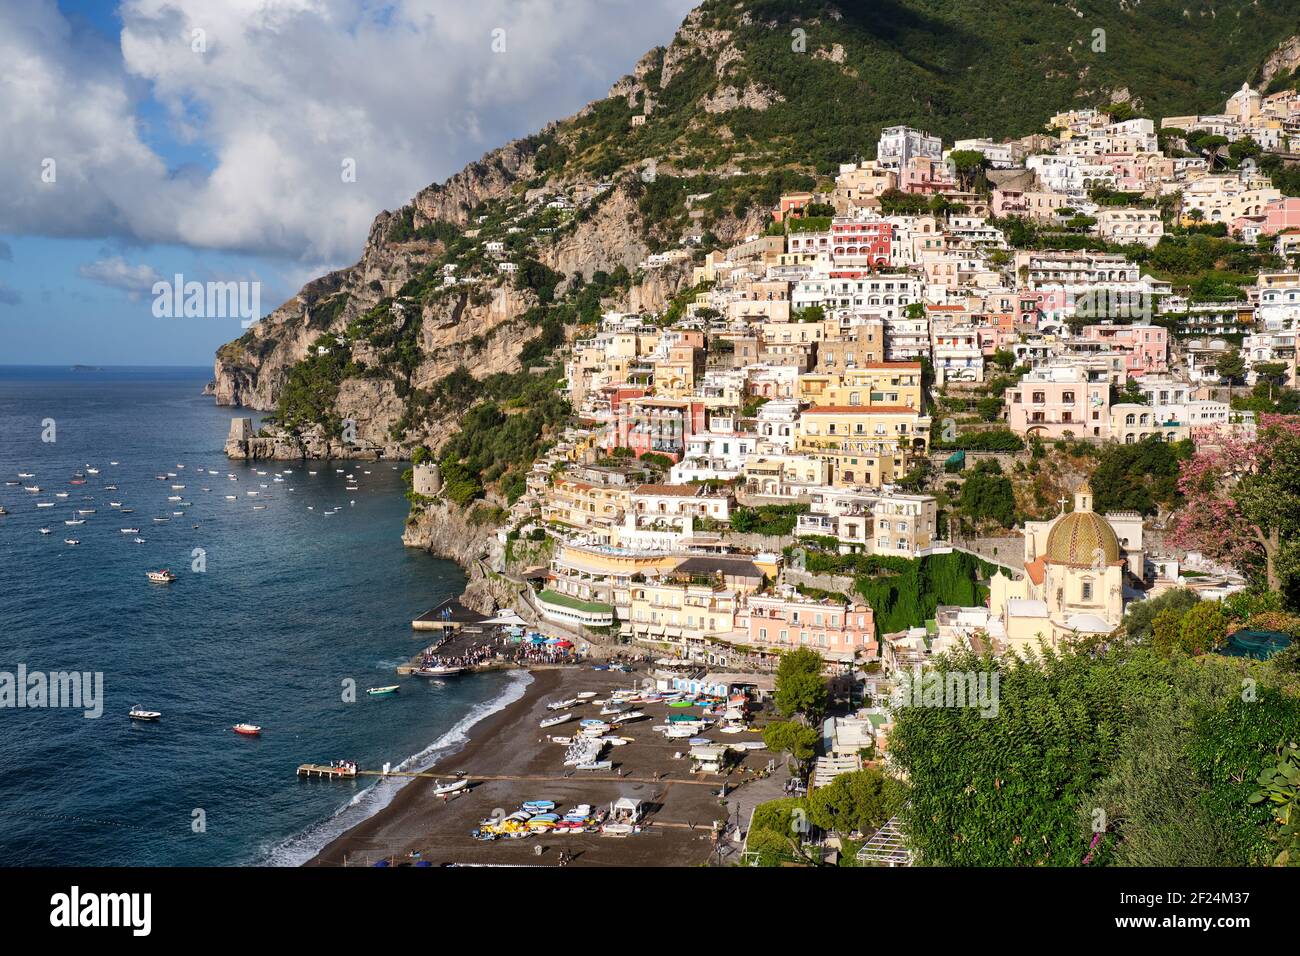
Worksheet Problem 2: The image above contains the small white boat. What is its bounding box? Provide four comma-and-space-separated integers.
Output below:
24, 485, 41, 493
547, 697, 581, 711
133, 537, 146, 544
540, 713, 573, 728
17, 472, 34, 478
55, 492, 69, 498
129, 706, 161, 721
120, 528, 140, 534
109, 501, 121, 507
86, 467, 99, 475
77, 509, 95, 515
432, 779, 468, 796
39, 528, 51, 535
36, 501, 54, 508
64, 538, 80, 545
576, 692, 598, 700
64, 519, 84, 526
146, 569, 177, 584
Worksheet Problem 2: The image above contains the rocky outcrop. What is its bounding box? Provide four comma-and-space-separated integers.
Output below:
1259, 35, 1300, 87
401, 500, 518, 613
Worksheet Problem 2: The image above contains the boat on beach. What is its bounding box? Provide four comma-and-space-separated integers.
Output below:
540, 713, 573, 728
547, 697, 581, 711
433, 778, 468, 796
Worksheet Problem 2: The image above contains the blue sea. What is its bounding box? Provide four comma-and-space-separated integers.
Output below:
0, 366, 527, 866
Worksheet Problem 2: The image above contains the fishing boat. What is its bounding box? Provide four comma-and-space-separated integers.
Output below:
540, 713, 573, 728
424, 664, 464, 676
64, 519, 84, 526
128, 706, 161, 721
232, 723, 262, 736
547, 697, 581, 711
146, 569, 177, 583
366, 685, 400, 696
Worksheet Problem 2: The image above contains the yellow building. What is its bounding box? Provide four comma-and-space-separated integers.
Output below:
988, 483, 1130, 654
796, 405, 931, 487
797, 362, 924, 409
541, 477, 632, 531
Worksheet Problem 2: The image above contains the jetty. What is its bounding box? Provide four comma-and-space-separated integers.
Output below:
297, 762, 358, 780
410, 598, 489, 633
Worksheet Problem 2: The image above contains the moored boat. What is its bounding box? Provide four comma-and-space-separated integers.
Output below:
366, 685, 400, 696
232, 723, 262, 736
146, 569, 177, 583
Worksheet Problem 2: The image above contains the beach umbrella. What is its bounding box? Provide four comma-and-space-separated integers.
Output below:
556, 640, 574, 648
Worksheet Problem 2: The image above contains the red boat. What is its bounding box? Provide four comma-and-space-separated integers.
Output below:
70, 479, 85, 485
233, 723, 262, 736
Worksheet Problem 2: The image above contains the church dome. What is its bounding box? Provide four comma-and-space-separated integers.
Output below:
1044, 508, 1120, 566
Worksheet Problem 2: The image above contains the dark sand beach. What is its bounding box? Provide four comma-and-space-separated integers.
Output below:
308, 665, 772, 867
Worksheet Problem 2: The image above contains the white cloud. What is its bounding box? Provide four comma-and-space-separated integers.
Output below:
0, 0, 695, 265
77, 256, 165, 299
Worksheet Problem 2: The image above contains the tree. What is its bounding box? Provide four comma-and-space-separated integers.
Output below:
763, 721, 820, 771
948, 149, 988, 191
1215, 349, 1247, 384
958, 460, 1016, 528
805, 766, 904, 836
1122, 587, 1199, 643
774, 648, 828, 721
1178, 601, 1228, 655
1170, 416, 1300, 596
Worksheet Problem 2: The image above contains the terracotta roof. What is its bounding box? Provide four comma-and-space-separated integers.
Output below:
1024, 557, 1046, 586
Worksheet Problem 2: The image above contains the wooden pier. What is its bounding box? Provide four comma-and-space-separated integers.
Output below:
297, 763, 358, 780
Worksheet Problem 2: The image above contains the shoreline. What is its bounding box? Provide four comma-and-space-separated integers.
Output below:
305, 666, 558, 867
306, 662, 766, 868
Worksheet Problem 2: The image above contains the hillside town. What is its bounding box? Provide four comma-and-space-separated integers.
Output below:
384, 82, 1300, 868
405, 84, 1300, 678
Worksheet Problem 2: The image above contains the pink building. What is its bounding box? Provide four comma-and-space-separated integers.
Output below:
900, 156, 956, 196
830, 219, 892, 265
1232, 197, 1300, 237
745, 592, 876, 665
1081, 324, 1168, 377
1005, 364, 1111, 439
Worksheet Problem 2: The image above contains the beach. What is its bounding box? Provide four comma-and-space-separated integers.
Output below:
308, 664, 774, 867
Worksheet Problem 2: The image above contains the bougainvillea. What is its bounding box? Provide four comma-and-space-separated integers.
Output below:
1168, 415, 1300, 594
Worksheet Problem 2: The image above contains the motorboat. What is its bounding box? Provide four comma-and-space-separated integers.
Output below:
423, 664, 464, 676
64, 519, 84, 526
120, 528, 140, 534
540, 713, 573, 728
129, 706, 161, 721
133, 538, 146, 544
232, 723, 262, 736
64, 538, 80, 545
146, 569, 177, 583
36, 502, 54, 508
39, 528, 51, 535
433, 779, 468, 796
366, 685, 400, 696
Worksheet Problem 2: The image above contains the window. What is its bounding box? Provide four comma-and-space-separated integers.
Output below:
1081, 581, 1093, 601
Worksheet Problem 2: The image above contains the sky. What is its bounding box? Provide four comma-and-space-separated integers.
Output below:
0, 0, 697, 366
